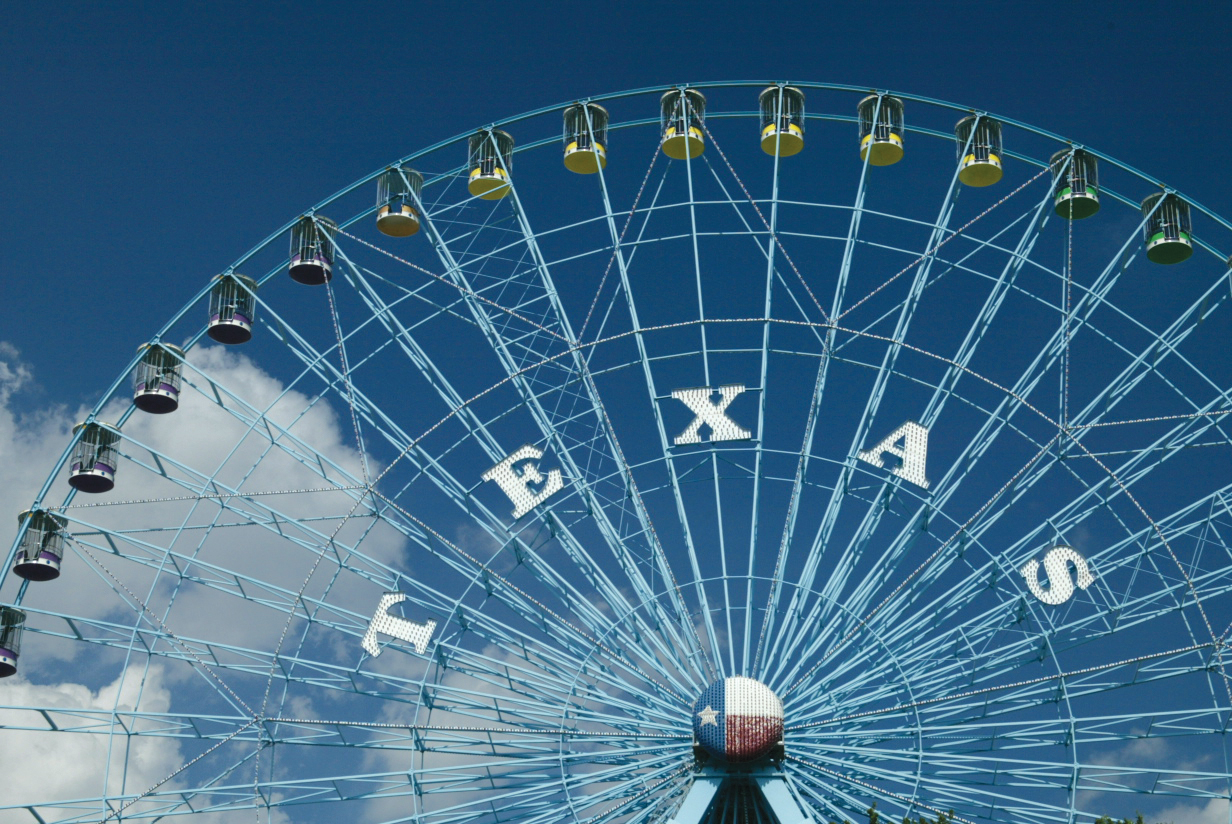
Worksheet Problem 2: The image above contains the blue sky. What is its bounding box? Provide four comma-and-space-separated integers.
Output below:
3, 0, 1232, 407
3, 5, 1232, 822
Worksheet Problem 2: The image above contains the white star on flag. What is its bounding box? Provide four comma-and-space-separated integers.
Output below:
697, 705, 719, 726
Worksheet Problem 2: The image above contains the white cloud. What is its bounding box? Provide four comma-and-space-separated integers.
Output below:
1155, 798, 1230, 824
0, 664, 178, 821
0, 345, 82, 549
0, 342, 410, 822
1077, 732, 1229, 824
92, 345, 406, 654
0, 339, 685, 823
0, 343, 33, 404
0, 342, 407, 664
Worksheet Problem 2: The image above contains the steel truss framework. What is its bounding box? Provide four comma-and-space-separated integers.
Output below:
4, 81, 1232, 824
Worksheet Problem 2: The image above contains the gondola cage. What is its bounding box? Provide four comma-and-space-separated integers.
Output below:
858, 94, 905, 166
660, 89, 706, 160
13, 510, 68, 582
1141, 192, 1193, 264
68, 421, 121, 493
376, 167, 424, 237
133, 343, 185, 414
562, 103, 609, 174
955, 115, 1003, 187
208, 274, 258, 344
288, 216, 337, 285
1050, 149, 1100, 219
468, 129, 514, 199
758, 86, 805, 157
0, 606, 25, 678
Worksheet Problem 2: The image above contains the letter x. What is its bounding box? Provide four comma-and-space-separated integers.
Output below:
672, 385, 751, 445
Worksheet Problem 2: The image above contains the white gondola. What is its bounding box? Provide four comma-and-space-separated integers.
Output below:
1141, 192, 1193, 264
955, 115, 1003, 187
858, 94, 905, 166
289, 216, 337, 285
68, 421, 121, 493
208, 274, 258, 344
468, 130, 514, 199
758, 86, 805, 157
376, 167, 424, 236
563, 103, 609, 174
1050, 149, 1100, 219
13, 510, 67, 582
133, 343, 185, 414
660, 89, 706, 160
0, 606, 26, 678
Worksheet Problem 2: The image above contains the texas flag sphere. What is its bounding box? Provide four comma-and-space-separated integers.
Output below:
692, 676, 784, 762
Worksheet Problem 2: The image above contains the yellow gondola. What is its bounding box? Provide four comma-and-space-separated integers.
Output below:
955, 115, 1003, 187
563, 103, 609, 174
758, 86, 805, 157
660, 89, 706, 160
468, 129, 514, 199
858, 94, 905, 166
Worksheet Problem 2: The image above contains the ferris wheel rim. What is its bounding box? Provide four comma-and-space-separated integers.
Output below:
136, 81, 1218, 311
5, 78, 1232, 824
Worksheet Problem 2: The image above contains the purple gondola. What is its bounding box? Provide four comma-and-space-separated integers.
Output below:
12, 510, 67, 582
68, 421, 121, 493
0, 607, 26, 678
289, 216, 337, 285
208, 274, 258, 344
133, 343, 185, 414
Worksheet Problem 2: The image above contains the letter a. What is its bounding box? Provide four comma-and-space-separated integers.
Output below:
482, 444, 565, 519
857, 421, 930, 490
672, 385, 752, 445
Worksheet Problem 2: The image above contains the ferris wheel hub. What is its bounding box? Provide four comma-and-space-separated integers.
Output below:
692, 676, 784, 763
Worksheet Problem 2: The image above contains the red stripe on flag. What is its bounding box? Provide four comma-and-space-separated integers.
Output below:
725, 714, 783, 762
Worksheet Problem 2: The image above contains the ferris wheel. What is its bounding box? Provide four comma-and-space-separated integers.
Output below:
4, 80, 1232, 824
